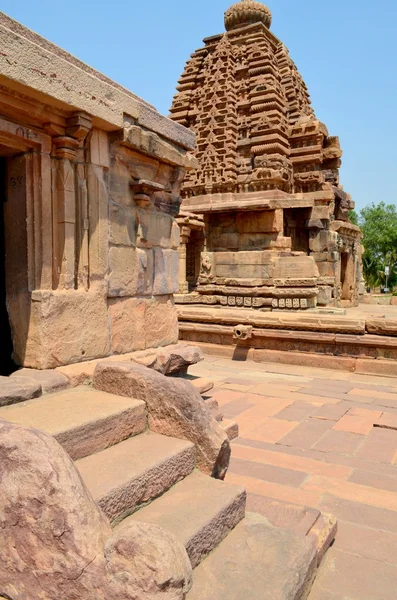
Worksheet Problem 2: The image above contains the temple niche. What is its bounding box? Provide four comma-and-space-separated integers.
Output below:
171, 0, 362, 310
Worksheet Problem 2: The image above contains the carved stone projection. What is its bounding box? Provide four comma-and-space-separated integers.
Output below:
170, 0, 363, 310
0, 13, 195, 372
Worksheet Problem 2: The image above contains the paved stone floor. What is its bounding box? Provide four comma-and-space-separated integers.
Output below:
189, 356, 397, 600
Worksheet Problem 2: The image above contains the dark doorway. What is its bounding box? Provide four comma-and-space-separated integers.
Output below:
0, 157, 17, 375
340, 252, 351, 301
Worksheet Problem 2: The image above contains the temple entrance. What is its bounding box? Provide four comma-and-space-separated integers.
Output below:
340, 251, 354, 301
0, 146, 31, 374
186, 232, 204, 291
0, 155, 17, 375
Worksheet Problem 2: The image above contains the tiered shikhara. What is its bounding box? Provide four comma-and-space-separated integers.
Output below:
171, 0, 363, 309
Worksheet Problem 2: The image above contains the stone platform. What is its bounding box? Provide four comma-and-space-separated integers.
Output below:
190, 354, 397, 600
178, 304, 397, 377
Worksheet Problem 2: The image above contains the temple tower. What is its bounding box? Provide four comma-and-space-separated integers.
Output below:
171, 0, 362, 309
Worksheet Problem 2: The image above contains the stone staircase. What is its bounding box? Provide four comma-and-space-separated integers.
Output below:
0, 376, 328, 599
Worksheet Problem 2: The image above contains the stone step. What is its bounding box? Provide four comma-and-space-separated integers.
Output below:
221, 419, 239, 440
115, 470, 246, 568
76, 431, 196, 525
186, 512, 318, 600
191, 377, 214, 395
0, 386, 147, 460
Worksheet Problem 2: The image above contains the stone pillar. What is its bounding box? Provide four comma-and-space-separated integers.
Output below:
52, 136, 79, 289
178, 226, 191, 294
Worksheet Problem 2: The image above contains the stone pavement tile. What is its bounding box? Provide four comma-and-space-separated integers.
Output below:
356, 428, 397, 463
302, 475, 397, 512
231, 443, 352, 480
247, 385, 338, 404
318, 495, 397, 534
349, 469, 397, 494
348, 387, 397, 402
246, 493, 320, 534
312, 429, 365, 455
221, 397, 256, 419
226, 472, 322, 509
301, 378, 354, 392
335, 521, 397, 566
322, 452, 397, 478
308, 583, 343, 600
244, 417, 300, 443
311, 402, 351, 421
349, 406, 383, 418
273, 401, 317, 422
210, 389, 244, 407
311, 548, 397, 600
374, 412, 397, 430
229, 456, 307, 487
235, 404, 293, 438
277, 418, 334, 450
234, 437, 329, 462
220, 382, 257, 393
302, 387, 374, 404
332, 407, 383, 436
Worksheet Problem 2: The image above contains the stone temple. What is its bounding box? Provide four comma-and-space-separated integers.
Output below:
171, 0, 363, 311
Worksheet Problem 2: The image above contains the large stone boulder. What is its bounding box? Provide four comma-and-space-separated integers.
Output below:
93, 361, 230, 479
0, 419, 192, 599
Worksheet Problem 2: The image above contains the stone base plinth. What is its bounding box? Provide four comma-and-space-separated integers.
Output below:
177, 306, 397, 374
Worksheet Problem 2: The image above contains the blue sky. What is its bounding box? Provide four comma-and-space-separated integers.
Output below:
2, 0, 396, 211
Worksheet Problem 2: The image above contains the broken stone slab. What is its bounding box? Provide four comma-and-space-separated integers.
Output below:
366, 318, 397, 337
0, 375, 42, 407
186, 512, 317, 600
0, 418, 192, 599
190, 378, 214, 395
132, 343, 204, 375
56, 343, 205, 387
93, 361, 230, 479
10, 368, 70, 394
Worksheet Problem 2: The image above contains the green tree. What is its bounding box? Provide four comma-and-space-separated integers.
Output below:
348, 209, 359, 226
358, 202, 397, 290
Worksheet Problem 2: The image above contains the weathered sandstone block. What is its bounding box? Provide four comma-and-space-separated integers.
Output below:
0, 419, 192, 599
273, 256, 319, 279
26, 288, 112, 369
109, 201, 137, 246
155, 343, 204, 374
108, 246, 154, 297
109, 295, 178, 354
109, 297, 147, 353
153, 248, 180, 295
366, 318, 397, 337
10, 368, 69, 394
0, 376, 42, 407
93, 361, 230, 479
145, 295, 179, 348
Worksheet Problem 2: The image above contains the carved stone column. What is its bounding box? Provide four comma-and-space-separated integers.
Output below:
51, 112, 92, 290
52, 136, 79, 289
179, 226, 191, 294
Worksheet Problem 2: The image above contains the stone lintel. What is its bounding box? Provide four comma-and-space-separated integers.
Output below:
0, 13, 195, 150
115, 124, 197, 169
181, 195, 316, 214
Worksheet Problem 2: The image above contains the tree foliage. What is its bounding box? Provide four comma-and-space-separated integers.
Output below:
357, 202, 397, 289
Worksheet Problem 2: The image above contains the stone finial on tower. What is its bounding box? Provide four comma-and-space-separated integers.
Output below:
224, 0, 272, 31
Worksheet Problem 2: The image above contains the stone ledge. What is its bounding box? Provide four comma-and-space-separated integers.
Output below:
0, 13, 195, 150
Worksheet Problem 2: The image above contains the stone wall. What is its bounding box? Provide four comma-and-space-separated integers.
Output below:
0, 15, 195, 371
